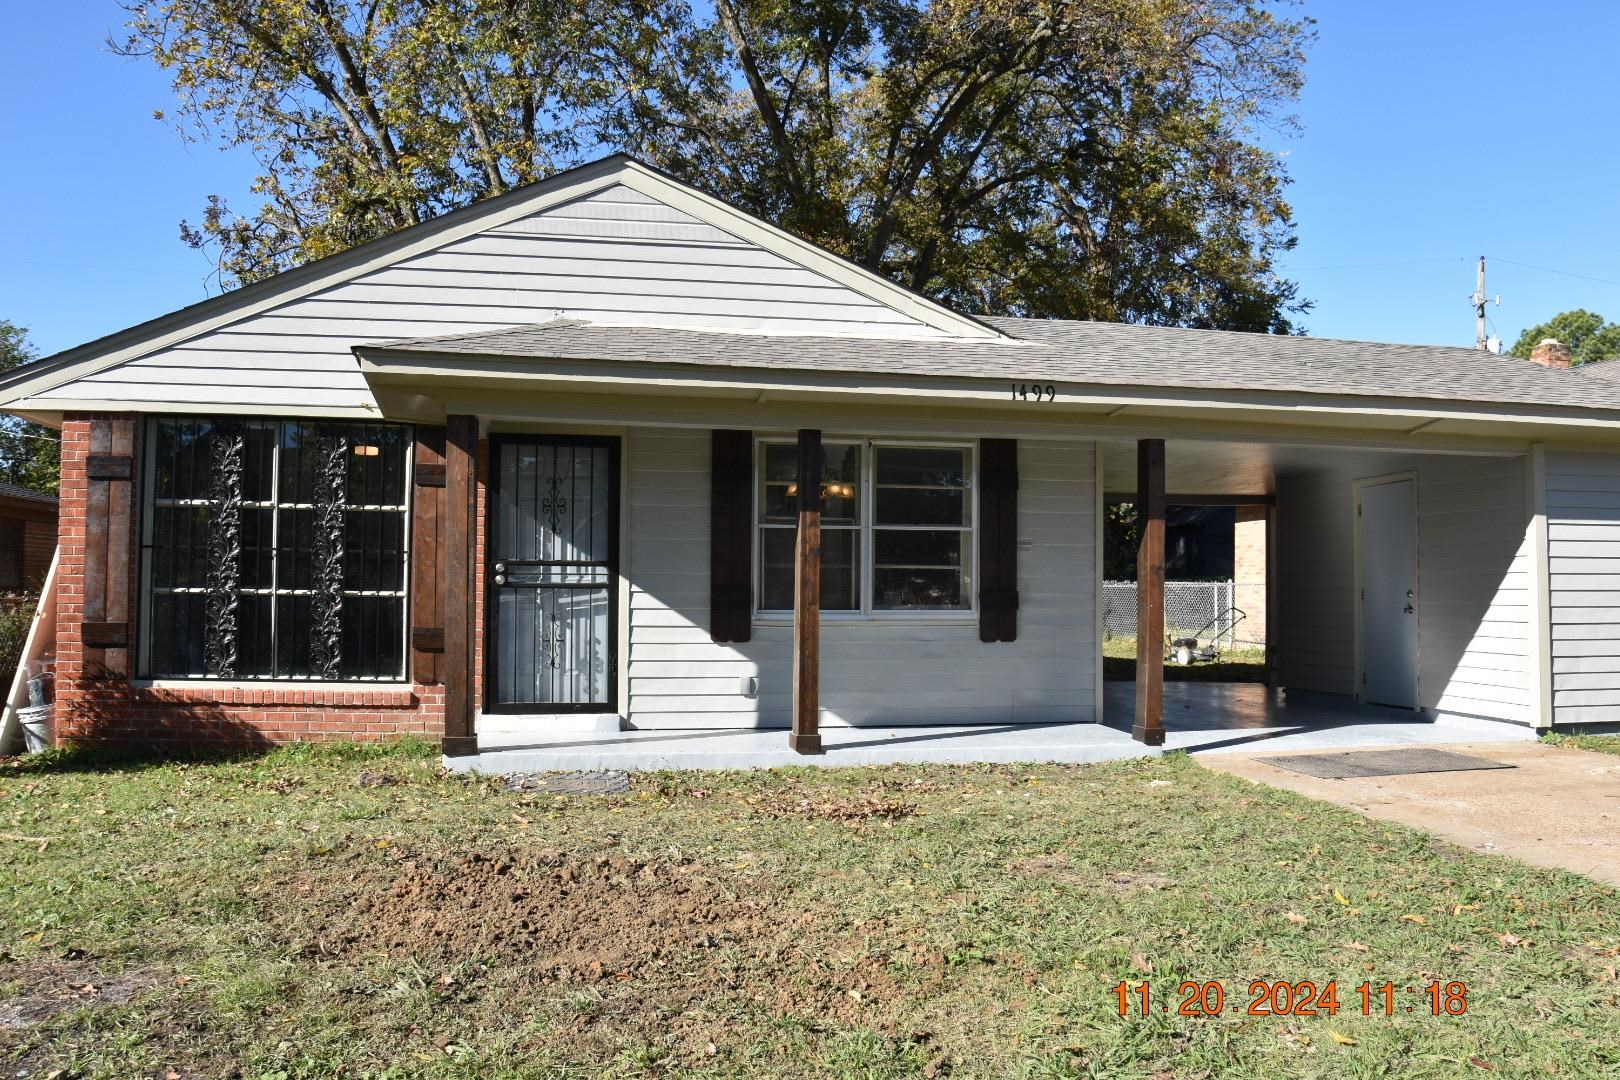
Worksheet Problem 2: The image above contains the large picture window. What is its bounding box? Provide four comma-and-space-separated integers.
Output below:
142, 418, 411, 680
756, 440, 974, 615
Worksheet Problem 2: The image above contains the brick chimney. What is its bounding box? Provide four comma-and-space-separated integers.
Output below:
1530, 338, 1573, 368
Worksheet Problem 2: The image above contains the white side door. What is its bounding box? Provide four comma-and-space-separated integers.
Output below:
1358, 478, 1418, 709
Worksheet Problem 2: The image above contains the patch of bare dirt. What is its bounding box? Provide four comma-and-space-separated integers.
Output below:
266, 846, 910, 1060
749, 795, 918, 822
0, 956, 165, 1031
277, 849, 776, 983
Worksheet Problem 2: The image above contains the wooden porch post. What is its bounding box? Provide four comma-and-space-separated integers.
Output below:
1134, 439, 1166, 745
790, 428, 823, 754
441, 414, 478, 757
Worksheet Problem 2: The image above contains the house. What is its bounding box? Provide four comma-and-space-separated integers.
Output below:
1, 154, 1616, 759
0, 482, 57, 593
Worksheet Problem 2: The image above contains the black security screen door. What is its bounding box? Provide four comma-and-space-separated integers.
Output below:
488, 437, 619, 712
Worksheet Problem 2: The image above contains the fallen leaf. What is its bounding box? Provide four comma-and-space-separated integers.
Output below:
1334, 890, 1351, 906
1343, 941, 1370, 952
1470, 1057, 1494, 1071
1496, 932, 1526, 948
1129, 952, 1154, 973
1328, 1030, 1357, 1046
1401, 914, 1427, 925
1285, 912, 1308, 925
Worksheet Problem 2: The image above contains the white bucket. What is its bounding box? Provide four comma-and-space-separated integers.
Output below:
17, 704, 52, 753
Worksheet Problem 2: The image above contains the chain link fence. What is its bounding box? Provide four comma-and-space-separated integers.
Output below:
1103, 581, 1260, 649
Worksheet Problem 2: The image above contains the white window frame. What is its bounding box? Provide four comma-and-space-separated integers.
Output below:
138, 418, 414, 682
752, 436, 979, 622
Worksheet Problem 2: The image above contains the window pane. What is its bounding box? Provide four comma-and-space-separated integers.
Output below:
759, 527, 859, 611
873, 567, 965, 610
876, 446, 967, 488
149, 506, 210, 589
875, 446, 969, 526
874, 528, 970, 610
238, 508, 274, 590
341, 596, 405, 679
233, 593, 276, 677
760, 442, 861, 524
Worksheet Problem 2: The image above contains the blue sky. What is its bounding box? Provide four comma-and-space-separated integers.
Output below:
2, 1, 1617, 358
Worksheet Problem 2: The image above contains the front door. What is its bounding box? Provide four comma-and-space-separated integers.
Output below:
488, 436, 619, 712
1358, 477, 1418, 709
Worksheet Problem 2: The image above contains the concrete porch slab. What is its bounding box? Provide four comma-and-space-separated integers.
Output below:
444, 722, 1153, 774
1103, 682, 1539, 755
444, 684, 1538, 773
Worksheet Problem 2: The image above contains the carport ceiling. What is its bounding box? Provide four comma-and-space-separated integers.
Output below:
1096, 439, 1523, 500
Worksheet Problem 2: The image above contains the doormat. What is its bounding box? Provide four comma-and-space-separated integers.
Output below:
1265, 748, 1515, 780
502, 770, 631, 795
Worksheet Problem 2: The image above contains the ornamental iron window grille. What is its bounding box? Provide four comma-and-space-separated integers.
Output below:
141, 418, 411, 680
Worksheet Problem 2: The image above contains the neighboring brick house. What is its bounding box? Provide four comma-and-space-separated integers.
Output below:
0, 481, 57, 593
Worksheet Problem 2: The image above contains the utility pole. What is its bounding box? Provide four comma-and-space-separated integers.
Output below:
1471, 256, 1501, 351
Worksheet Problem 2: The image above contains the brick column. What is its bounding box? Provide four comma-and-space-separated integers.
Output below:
53, 413, 141, 742
1234, 505, 1268, 647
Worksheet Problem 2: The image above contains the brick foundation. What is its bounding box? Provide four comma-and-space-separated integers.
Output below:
50, 413, 453, 748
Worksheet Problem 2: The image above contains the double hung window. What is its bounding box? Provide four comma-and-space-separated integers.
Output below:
756, 440, 974, 616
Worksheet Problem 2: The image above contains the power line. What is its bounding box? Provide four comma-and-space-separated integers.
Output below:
1284, 256, 1469, 272
1481, 256, 1620, 289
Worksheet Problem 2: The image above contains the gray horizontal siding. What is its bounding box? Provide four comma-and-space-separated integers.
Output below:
623, 429, 1098, 728
1277, 453, 1531, 722
1546, 451, 1620, 725
36, 184, 941, 411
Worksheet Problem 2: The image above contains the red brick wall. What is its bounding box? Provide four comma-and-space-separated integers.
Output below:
1234, 504, 1268, 646
51, 413, 450, 749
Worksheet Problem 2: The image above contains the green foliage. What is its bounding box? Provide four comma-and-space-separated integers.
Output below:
1509, 309, 1620, 366
0, 596, 36, 686
120, 0, 1313, 332
1103, 501, 1141, 579
0, 322, 59, 495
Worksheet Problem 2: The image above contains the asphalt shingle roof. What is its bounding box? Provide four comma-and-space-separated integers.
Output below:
359, 317, 1620, 413
0, 482, 56, 505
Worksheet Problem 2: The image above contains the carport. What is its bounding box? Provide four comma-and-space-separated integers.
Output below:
1096, 432, 1539, 744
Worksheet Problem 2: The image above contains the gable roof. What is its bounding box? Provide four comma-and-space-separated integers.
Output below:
357, 316, 1620, 414
0, 155, 1001, 408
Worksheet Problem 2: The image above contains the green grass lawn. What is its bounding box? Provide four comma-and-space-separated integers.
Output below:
2, 741, 1617, 1079
1102, 635, 1268, 683
1542, 731, 1620, 756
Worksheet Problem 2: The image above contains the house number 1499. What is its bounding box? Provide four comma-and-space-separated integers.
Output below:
1011, 383, 1057, 401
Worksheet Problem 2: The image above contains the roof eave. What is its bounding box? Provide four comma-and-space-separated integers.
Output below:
352, 345, 1620, 435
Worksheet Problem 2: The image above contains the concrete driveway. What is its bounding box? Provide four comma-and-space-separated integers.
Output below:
1202, 742, 1620, 887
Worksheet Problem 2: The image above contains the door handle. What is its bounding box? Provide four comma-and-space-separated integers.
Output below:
1403, 604, 1414, 614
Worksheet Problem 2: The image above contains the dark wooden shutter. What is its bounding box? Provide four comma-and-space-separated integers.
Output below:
979, 439, 1019, 642
411, 425, 447, 686
711, 430, 753, 642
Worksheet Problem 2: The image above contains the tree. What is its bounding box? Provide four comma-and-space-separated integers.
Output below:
0, 324, 60, 495
120, 0, 1313, 331
1510, 309, 1620, 366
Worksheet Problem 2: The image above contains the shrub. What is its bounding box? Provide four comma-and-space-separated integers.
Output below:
0, 594, 38, 690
